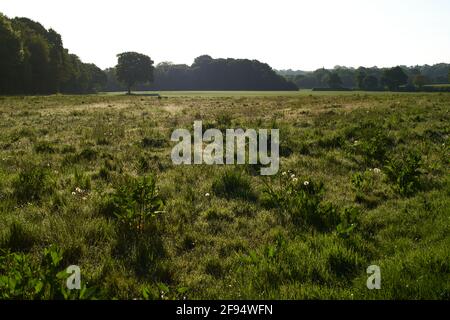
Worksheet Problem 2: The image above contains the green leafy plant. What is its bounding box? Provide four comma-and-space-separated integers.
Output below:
0, 246, 96, 299
262, 173, 339, 231
336, 207, 359, 238
110, 175, 164, 235
385, 151, 423, 196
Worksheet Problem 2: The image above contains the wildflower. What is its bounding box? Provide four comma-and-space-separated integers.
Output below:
291, 174, 295, 179
282, 171, 287, 176
71, 191, 76, 195
374, 168, 381, 174
205, 193, 210, 197
75, 187, 82, 193
354, 140, 359, 145
304, 181, 310, 186
292, 178, 298, 183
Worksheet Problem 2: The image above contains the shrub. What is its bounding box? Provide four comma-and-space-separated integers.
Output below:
109, 175, 165, 236
106, 175, 167, 277
384, 151, 423, 196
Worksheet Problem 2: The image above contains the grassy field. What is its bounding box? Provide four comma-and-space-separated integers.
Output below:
102, 90, 429, 97
0, 92, 449, 299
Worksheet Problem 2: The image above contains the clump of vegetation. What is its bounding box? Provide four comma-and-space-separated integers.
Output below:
141, 136, 166, 149
350, 127, 394, 166
2, 221, 37, 252
0, 246, 96, 299
212, 169, 256, 201
34, 141, 57, 154
384, 150, 423, 196
262, 173, 339, 231
12, 166, 54, 203
109, 175, 164, 235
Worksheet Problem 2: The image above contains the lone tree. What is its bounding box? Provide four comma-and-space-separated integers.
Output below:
116, 52, 154, 94
381, 66, 408, 91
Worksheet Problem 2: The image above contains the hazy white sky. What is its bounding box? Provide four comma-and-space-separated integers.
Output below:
1, 0, 449, 70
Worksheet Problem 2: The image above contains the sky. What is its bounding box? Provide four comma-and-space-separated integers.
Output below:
1, 0, 449, 71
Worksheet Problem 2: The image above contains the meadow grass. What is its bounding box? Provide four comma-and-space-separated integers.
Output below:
101, 90, 434, 97
0, 92, 449, 299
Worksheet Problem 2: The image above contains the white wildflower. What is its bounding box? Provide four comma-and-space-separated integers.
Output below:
304, 181, 310, 186
205, 193, 210, 197
374, 168, 381, 174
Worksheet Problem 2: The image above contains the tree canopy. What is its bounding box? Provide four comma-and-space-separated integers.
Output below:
0, 13, 106, 94
106, 56, 298, 91
115, 52, 154, 94
279, 64, 450, 90
381, 66, 408, 91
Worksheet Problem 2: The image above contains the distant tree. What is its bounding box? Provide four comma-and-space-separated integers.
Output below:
313, 68, 331, 87
413, 74, 428, 89
116, 52, 154, 94
363, 75, 379, 91
355, 68, 367, 89
326, 72, 342, 89
0, 13, 22, 94
192, 55, 213, 68
382, 66, 408, 91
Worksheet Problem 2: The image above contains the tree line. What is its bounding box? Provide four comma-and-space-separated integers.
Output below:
279, 64, 450, 91
105, 55, 298, 92
2, 13, 450, 94
0, 13, 106, 95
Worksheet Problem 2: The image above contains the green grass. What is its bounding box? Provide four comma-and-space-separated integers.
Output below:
100, 90, 437, 97
425, 84, 450, 88
0, 92, 449, 299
